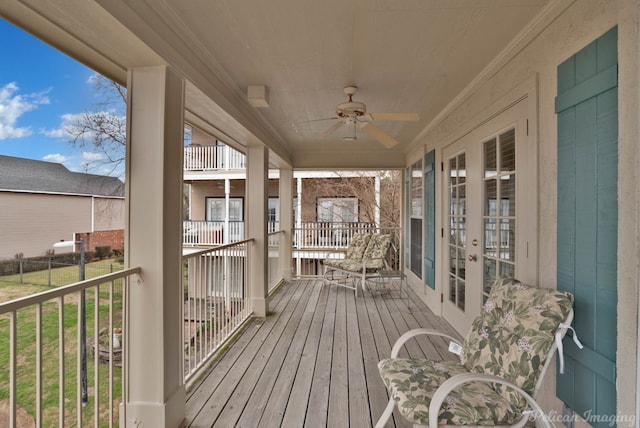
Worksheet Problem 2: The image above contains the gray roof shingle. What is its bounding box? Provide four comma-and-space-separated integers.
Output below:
0, 155, 124, 197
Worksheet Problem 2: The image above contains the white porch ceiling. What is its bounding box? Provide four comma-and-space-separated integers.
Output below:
1, 0, 550, 169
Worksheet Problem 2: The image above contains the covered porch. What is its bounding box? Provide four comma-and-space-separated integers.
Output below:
0, 0, 638, 427
185, 279, 460, 428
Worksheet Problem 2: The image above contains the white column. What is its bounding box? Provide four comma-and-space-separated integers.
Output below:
224, 178, 230, 244
295, 177, 303, 275
246, 144, 269, 317
123, 66, 185, 428
279, 167, 293, 281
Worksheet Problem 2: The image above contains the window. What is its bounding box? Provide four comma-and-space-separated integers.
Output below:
206, 197, 243, 221
410, 159, 423, 278
268, 197, 279, 232
316, 197, 358, 223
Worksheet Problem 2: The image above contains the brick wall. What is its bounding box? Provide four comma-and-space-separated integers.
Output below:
76, 230, 124, 253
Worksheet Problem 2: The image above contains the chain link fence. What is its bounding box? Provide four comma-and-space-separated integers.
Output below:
0, 258, 123, 287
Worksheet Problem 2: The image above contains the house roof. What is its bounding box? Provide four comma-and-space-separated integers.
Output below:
0, 155, 124, 197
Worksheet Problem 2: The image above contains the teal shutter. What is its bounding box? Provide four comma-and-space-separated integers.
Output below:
423, 150, 435, 289
556, 27, 618, 426
404, 167, 410, 269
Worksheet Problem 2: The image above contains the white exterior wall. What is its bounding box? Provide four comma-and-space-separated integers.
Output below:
0, 192, 124, 258
406, 0, 637, 422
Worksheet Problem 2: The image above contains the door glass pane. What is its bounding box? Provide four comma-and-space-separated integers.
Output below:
457, 280, 465, 310
458, 154, 466, 184
484, 138, 497, 177
500, 129, 516, 171
484, 180, 497, 216
458, 185, 466, 216
449, 276, 456, 303
482, 128, 517, 301
500, 174, 516, 216
500, 219, 516, 260
448, 151, 467, 311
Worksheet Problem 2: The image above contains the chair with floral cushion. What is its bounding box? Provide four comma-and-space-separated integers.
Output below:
375, 277, 582, 428
323, 233, 392, 297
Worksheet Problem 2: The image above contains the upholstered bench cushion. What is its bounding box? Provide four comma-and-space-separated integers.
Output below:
462, 277, 574, 408
344, 233, 371, 260
378, 358, 525, 425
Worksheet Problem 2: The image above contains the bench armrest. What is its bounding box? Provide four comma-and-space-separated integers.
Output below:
429, 373, 551, 428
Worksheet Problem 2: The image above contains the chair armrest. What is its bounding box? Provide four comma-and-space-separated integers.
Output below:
428, 373, 552, 428
391, 328, 462, 358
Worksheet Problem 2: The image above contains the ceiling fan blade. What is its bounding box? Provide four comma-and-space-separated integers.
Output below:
368, 112, 419, 122
297, 116, 338, 124
358, 122, 399, 148
321, 121, 345, 138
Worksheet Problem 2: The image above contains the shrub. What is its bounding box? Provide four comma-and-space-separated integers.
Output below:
95, 246, 111, 260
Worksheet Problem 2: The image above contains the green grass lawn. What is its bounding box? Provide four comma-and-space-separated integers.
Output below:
0, 259, 125, 427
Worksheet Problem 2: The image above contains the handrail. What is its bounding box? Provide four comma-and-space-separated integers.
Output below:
184, 238, 254, 258
0, 267, 142, 314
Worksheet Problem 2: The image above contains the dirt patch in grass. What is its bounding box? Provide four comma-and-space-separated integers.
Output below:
0, 283, 49, 304
0, 400, 35, 427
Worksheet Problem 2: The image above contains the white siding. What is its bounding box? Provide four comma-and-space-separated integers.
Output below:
0, 192, 124, 258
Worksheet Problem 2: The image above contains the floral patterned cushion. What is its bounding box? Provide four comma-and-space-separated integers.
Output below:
361, 234, 391, 269
378, 358, 525, 425
323, 234, 390, 272
462, 277, 574, 410
378, 277, 574, 426
345, 233, 371, 261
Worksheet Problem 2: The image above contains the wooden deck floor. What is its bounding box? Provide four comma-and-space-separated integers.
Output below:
185, 279, 461, 428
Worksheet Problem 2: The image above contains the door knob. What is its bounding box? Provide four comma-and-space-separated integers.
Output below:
467, 254, 477, 262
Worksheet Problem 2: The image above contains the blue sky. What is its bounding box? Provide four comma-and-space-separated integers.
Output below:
0, 18, 121, 176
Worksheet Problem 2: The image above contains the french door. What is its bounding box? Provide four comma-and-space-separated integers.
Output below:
442, 99, 532, 334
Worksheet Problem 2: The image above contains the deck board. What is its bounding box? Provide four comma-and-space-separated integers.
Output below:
186, 279, 461, 428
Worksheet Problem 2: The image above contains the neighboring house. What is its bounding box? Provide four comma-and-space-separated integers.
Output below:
0, 155, 125, 258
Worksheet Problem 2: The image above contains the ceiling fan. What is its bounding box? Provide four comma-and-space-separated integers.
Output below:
314, 86, 419, 148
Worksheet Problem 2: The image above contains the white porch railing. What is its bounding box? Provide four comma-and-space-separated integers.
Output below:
292, 225, 401, 277
182, 240, 251, 382
293, 222, 377, 249
184, 145, 246, 171
268, 230, 285, 293
183, 221, 379, 248
0, 267, 141, 428
183, 220, 245, 245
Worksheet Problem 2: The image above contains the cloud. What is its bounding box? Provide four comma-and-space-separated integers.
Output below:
82, 151, 105, 162
0, 82, 50, 140
42, 153, 70, 163
42, 112, 83, 138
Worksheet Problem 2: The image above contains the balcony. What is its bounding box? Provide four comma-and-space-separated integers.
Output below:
184, 145, 246, 171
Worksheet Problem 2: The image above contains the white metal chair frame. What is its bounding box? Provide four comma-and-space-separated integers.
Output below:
375, 310, 580, 428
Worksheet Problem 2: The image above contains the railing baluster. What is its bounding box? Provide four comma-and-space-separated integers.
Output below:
58, 296, 64, 428
36, 303, 42, 428
9, 310, 16, 428
94, 285, 99, 427
108, 281, 114, 427
77, 290, 82, 427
